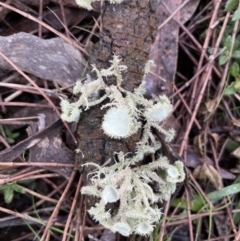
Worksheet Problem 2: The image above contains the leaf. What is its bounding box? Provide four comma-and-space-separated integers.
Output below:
224, 82, 237, 95
193, 134, 204, 156
219, 54, 228, 65
223, 25, 234, 41
4, 186, 14, 204
209, 133, 220, 148
225, 0, 238, 11
172, 183, 240, 211
11, 132, 20, 139
232, 8, 240, 21
11, 184, 25, 194
205, 99, 218, 113
193, 163, 222, 190
179, 0, 200, 24
232, 50, 240, 59
225, 139, 240, 152
234, 38, 240, 50
231, 118, 240, 127
0, 185, 6, 191
231, 146, 240, 159
7, 138, 15, 144
224, 35, 232, 50
233, 78, 240, 91
230, 62, 239, 77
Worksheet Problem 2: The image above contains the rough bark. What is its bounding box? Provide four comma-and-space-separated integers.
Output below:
76, 0, 158, 173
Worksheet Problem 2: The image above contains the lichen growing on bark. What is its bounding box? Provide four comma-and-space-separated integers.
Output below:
75, 0, 125, 10
60, 55, 185, 236
81, 153, 185, 236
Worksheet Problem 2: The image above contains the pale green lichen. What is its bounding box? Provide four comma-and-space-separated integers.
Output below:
76, 0, 125, 10
60, 54, 185, 236
81, 152, 184, 236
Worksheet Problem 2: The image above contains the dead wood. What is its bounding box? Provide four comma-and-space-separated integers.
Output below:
0, 32, 86, 86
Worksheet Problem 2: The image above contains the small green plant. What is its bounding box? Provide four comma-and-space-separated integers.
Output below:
218, 35, 240, 66
219, 35, 240, 95
0, 182, 25, 204
225, 0, 240, 21
61, 55, 185, 236
215, 32, 240, 95
217, 0, 240, 95
0, 116, 19, 144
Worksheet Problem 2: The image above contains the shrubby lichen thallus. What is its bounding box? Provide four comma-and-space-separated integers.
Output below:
75, 0, 125, 11
60, 55, 185, 236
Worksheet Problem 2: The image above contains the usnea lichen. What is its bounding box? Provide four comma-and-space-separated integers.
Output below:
81, 153, 185, 236
75, 0, 125, 10
60, 55, 185, 236
61, 55, 174, 142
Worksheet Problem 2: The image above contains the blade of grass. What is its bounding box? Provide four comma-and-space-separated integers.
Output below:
172, 183, 240, 211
